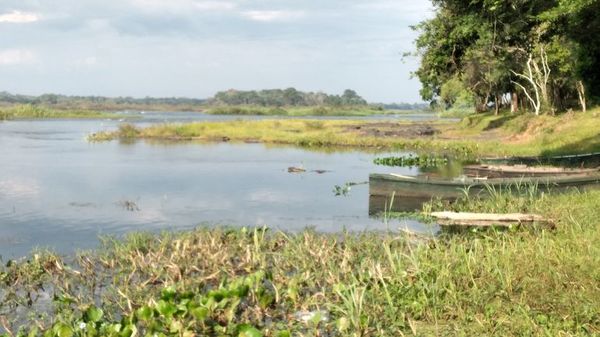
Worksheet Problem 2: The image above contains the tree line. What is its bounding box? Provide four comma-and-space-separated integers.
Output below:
211, 88, 368, 107
0, 92, 206, 107
413, 0, 599, 114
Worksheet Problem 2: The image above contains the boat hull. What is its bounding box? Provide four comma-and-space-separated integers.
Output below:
463, 165, 599, 178
369, 173, 600, 213
481, 152, 600, 167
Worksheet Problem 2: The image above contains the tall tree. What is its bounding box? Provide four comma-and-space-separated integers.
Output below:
412, 0, 598, 114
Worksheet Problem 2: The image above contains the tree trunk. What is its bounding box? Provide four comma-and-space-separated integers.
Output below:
511, 92, 519, 114
577, 81, 587, 112
494, 94, 500, 115
476, 90, 491, 113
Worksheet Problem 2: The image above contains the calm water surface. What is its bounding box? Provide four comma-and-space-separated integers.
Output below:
0, 113, 440, 258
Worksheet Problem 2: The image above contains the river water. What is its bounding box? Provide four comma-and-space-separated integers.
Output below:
0, 112, 444, 258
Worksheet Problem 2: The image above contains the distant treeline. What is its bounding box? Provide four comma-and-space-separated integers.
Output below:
210, 88, 368, 107
380, 102, 430, 111
0, 92, 206, 111
0, 90, 427, 112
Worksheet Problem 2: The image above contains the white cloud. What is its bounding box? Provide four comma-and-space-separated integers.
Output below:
353, 1, 433, 20
0, 10, 40, 24
242, 10, 305, 22
194, 1, 236, 11
81, 56, 98, 66
0, 49, 36, 65
131, 0, 236, 12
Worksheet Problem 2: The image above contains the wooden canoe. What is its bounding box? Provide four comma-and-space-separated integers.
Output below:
480, 152, 600, 167
369, 173, 600, 210
463, 164, 599, 178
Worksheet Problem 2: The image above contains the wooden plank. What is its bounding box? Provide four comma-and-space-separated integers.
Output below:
431, 212, 556, 229
431, 212, 545, 222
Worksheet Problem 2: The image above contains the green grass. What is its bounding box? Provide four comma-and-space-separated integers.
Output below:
1, 188, 599, 336
206, 105, 401, 116
0, 104, 125, 120
87, 119, 477, 158
88, 109, 600, 159
447, 110, 600, 156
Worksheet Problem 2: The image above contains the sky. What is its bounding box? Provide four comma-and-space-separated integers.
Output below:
0, 0, 433, 103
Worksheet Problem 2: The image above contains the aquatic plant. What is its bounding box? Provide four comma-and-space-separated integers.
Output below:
333, 181, 368, 196
373, 154, 449, 168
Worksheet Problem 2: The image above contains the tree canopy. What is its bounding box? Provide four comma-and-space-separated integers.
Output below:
413, 0, 600, 114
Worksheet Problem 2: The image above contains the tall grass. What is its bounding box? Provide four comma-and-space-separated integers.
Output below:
88, 109, 600, 158
0, 104, 121, 120
2, 189, 599, 335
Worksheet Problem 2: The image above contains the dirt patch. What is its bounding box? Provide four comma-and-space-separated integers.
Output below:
349, 123, 439, 138
507, 118, 550, 143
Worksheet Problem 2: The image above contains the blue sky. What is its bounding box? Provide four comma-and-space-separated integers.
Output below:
0, 0, 433, 103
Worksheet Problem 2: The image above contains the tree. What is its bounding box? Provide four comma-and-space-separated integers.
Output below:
413, 0, 598, 114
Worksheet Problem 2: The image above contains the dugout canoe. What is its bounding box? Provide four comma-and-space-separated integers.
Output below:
369, 173, 600, 201
463, 164, 599, 178
480, 152, 600, 167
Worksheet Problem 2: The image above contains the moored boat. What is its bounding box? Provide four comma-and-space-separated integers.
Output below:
369, 173, 600, 213
463, 164, 600, 178
480, 152, 600, 167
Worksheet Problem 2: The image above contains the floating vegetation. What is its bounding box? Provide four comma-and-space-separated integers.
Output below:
333, 181, 368, 196
6, 270, 277, 337
117, 200, 140, 212
373, 154, 449, 168
288, 166, 330, 174
287, 166, 306, 173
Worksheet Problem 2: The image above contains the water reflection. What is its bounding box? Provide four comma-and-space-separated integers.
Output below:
0, 117, 448, 258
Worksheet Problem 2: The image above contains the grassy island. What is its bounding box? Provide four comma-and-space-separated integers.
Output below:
89, 109, 600, 158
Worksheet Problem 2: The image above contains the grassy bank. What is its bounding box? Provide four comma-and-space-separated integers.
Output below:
89, 109, 600, 158
0, 105, 124, 120
447, 110, 600, 156
205, 105, 406, 116
1, 188, 598, 336
88, 120, 477, 157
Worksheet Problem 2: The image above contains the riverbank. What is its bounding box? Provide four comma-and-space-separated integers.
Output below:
205, 105, 415, 116
89, 109, 600, 158
0, 105, 125, 120
2, 188, 598, 335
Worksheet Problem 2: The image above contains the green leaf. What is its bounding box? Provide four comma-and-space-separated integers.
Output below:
237, 324, 263, 337
275, 330, 291, 337
119, 324, 135, 337
190, 306, 209, 321
161, 286, 177, 301
85, 306, 104, 323
156, 300, 178, 317
55, 324, 73, 337
136, 305, 154, 321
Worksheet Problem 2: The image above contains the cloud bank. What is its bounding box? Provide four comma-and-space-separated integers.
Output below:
0, 0, 433, 103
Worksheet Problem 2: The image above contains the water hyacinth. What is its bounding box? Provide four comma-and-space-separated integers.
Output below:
373, 154, 449, 168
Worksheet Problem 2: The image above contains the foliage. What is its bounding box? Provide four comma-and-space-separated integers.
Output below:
413, 0, 600, 113
373, 154, 449, 168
